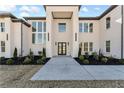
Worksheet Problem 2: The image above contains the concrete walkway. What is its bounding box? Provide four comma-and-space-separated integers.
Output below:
31, 56, 124, 80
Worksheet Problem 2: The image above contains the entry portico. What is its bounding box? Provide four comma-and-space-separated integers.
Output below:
45, 5, 80, 57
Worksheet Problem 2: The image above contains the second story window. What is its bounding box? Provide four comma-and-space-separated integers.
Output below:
0, 22, 5, 32
79, 22, 93, 33
59, 23, 66, 32
106, 17, 111, 29
32, 21, 46, 44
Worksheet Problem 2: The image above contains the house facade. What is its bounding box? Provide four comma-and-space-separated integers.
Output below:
0, 5, 124, 59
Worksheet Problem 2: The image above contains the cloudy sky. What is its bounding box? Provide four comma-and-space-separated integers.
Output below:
0, 5, 110, 18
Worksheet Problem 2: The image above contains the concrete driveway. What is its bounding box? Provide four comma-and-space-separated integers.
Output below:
31, 56, 124, 80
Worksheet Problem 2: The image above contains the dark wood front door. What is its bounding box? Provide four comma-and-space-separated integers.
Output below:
58, 42, 66, 55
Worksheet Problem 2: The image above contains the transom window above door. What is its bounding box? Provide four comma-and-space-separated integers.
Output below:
58, 23, 66, 32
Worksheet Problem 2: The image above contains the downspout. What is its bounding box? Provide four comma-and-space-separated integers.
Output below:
21, 23, 23, 56
121, 5, 123, 59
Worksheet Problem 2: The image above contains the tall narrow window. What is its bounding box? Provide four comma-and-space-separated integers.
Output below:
79, 23, 82, 32
75, 33, 77, 41
89, 42, 93, 51
6, 34, 8, 41
0, 23, 5, 32
89, 23, 93, 32
1, 41, 5, 52
48, 33, 49, 41
106, 40, 110, 52
84, 23, 88, 32
59, 23, 66, 32
84, 42, 88, 52
32, 33, 36, 44
106, 17, 111, 29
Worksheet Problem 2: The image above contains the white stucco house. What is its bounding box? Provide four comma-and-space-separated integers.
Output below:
0, 5, 124, 59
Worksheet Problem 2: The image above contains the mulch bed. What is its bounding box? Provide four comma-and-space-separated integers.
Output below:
0, 56, 50, 65
74, 55, 123, 65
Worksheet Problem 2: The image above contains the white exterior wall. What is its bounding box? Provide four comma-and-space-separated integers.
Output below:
26, 20, 46, 55
22, 24, 31, 56
0, 17, 12, 58
100, 6, 121, 58
79, 20, 100, 55
52, 19, 72, 56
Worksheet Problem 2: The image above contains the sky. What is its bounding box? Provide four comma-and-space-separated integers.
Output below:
0, 5, 110, 18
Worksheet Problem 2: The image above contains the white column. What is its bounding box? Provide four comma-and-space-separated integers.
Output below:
46, 10, 52, 57
72, 9, 79, 57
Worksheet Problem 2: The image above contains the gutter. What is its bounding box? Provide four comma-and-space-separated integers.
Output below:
121, 5, 124, 59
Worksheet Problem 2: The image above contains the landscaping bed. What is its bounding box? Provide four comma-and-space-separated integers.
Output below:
0, 56, 50, 65
75, 52, 124, 65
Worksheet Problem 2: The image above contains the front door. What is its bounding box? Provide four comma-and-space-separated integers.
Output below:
58, 42, 66, 55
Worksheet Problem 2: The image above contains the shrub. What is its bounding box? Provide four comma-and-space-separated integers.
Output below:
92, 52, 97, 56
119, 59, 124, 64
37, 56, 46, 64
79, 55, 84, 61
0, 57, 5, 61
6, 59, 14, 65
92, 52, 99, 61
94, 55, 99, 61
101, 57, 108, 63
23, 57, 32, 64
13, 47, 18, 58
85, 52, 89, 59
29, 49, 34, 60
78, 43, 82, 57
37, 58, 45, 64
83, 59, 89, 64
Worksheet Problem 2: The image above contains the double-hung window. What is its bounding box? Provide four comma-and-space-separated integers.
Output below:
1, 41, 5, 52
32, 22, 46, 44
0, 22, 5, 32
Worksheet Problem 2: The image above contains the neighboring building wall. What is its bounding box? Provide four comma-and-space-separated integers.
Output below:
79, 20, 100, 55
100, 6, 121, 58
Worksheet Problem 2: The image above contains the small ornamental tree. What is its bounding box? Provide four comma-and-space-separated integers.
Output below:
13, 47, 18, 58
78, 43, 82, 57
43, 48, 46, 57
